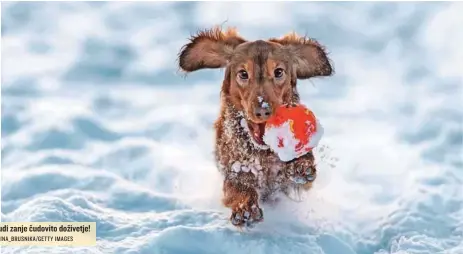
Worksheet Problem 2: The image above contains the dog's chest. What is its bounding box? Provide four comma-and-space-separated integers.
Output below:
216, 107, 289, 192
220, 155, 287, 197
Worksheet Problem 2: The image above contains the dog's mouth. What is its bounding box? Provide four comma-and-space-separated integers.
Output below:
246, 120, 267, 145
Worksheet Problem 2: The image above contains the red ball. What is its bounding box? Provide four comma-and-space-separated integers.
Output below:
263, 104, 323, 161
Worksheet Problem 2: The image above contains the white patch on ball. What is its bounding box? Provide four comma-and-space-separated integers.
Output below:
263, 118, 324, 162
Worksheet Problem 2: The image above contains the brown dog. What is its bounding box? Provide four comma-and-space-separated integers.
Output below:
178, 27, 333, 227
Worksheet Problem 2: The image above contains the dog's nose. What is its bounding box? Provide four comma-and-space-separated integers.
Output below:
254, 106, 272, 121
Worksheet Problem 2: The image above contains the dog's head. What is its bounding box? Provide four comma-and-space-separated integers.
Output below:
178, 27, 333, 146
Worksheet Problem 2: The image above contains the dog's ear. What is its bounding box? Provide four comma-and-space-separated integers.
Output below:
269, 32, 333, 79
178, 27, 246, 72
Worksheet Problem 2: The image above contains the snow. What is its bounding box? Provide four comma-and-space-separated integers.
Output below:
308, 120, 324, 149
231, 162, 241, 173
263, 121, 301, 162
1, 2, 462, 254
241, 166, 250, 173
262, 117, 324, 162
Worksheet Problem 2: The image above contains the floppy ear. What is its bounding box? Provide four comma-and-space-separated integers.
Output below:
269, 32, 333, 79
178, 27, 246, 72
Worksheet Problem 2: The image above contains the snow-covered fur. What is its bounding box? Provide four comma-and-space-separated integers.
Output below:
214, 93, 318, 227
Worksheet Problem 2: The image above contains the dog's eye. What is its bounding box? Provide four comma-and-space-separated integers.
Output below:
238, 70, 249, 80
274, 68, 284, 78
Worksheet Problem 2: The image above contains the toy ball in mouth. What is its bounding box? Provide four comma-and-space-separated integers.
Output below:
263, 103, 324, 162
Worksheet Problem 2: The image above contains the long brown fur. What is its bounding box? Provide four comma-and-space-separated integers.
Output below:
178, 27, 333, 227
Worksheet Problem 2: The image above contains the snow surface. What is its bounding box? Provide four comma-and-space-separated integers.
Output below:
1, 2, 462, 254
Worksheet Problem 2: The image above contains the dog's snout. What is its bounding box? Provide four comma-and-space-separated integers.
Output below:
254, 106, 272, 120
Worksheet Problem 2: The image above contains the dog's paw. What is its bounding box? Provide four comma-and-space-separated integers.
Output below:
285, 152, 317, 185
290, 166, 316, 185
230, 203, 263, 228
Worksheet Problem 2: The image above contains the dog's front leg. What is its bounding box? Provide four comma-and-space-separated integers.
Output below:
286, 151, 317, 190
222, 179, 263, 227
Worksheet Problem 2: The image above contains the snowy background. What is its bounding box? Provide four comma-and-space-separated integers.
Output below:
1, 2, 462, 254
